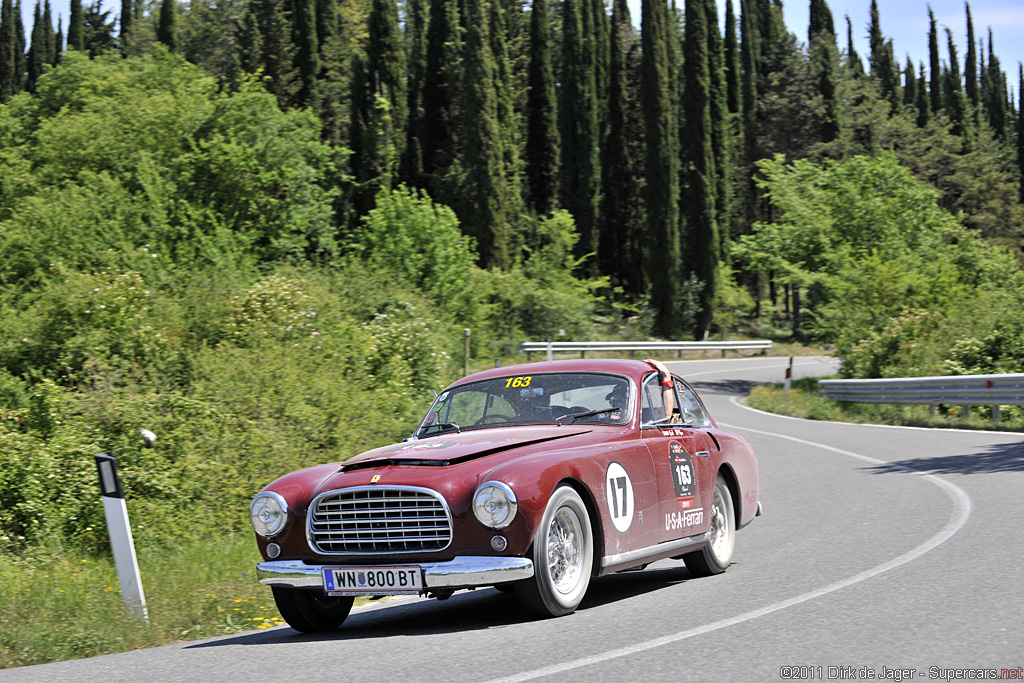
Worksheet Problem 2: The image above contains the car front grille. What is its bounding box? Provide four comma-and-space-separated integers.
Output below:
308, 486, 453, 554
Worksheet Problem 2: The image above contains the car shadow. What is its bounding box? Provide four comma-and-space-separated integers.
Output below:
183, 565, 694, 647
866, 440, 1024, 475
689, 379, 759, 397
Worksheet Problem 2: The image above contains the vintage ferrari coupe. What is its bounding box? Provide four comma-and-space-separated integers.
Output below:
250, 358, 760, 631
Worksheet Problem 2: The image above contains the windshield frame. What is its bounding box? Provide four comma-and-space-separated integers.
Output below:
413, 371, 634, 438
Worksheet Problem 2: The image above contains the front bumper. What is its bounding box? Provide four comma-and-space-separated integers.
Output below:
256, 556, 534, 592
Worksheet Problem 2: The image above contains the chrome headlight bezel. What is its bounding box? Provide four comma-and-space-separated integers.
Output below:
250, 491, 289, 538
472, 481, 518, 530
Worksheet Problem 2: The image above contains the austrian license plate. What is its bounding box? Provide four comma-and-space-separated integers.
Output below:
322, 566, 423, 596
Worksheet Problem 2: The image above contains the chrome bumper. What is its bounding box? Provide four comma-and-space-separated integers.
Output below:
256, 556, 534, 591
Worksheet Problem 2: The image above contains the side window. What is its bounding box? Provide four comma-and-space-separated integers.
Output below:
641, 374, 680, 425
676, 379, 711, 427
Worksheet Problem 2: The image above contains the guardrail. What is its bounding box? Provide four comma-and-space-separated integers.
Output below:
818, 373, 1024, 424
519, 339, 772, 360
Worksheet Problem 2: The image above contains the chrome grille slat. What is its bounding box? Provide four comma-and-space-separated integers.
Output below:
308, 487, 453, 554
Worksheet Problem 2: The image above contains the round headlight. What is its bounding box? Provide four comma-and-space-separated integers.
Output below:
473, 481, 517, 530
250, 491, 288, 538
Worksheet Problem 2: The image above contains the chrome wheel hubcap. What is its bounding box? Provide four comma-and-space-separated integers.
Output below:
547, 508, 584, 594
709, 488, 730, 560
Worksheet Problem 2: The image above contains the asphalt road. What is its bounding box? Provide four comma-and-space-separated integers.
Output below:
4, 356, 1023, 683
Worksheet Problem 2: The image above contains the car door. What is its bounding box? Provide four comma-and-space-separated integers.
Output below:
638, 372, 715, 543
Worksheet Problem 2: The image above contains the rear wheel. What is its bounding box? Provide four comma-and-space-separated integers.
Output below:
514, 486, 593, 617
682, 474, 736, 577
271, 586, 354, 633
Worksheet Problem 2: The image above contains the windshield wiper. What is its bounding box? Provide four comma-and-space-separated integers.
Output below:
555, 407, 621, 425
422, 422, 461, 436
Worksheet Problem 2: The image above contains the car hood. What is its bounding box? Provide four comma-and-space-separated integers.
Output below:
337, 426, 595, 472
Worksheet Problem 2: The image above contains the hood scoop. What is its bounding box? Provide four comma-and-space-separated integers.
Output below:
338, 430, 589, 473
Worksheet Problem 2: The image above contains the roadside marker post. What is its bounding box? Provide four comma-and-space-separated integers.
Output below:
94, 454, 149, 623
784, 357, 793, 395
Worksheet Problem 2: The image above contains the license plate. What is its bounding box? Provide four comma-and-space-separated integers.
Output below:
322, 566, 423, 596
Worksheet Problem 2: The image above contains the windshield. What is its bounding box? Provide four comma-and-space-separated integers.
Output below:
414, 372, 632, 437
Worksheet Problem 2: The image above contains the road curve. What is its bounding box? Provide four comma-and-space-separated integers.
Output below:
3, 356, 1022, 683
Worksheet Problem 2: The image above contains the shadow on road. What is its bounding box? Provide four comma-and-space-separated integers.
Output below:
182, 566, 693, 647
868, 440, 1024, 475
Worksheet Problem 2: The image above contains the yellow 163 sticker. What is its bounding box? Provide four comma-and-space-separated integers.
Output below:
505, 376, 532, 388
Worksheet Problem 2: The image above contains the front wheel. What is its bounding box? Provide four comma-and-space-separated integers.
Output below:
682, 474, 736, 577
271, 586, 354, 633
514, 485, 593, 617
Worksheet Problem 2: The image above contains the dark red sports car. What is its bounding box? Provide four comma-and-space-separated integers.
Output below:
251, 358, 760, 631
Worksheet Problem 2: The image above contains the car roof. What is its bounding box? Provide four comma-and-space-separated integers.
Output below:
449, 359, 659, 388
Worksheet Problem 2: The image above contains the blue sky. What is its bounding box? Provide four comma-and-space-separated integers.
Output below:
19, 0, 1024, 102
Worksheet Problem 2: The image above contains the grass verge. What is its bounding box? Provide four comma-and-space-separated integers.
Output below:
0, 533, 291, 669
746, 377, 1024, 432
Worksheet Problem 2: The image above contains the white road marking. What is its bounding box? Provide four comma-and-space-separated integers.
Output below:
483, 398, 971, 683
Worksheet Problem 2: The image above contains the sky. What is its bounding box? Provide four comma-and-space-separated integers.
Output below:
17, 0, 1024, 102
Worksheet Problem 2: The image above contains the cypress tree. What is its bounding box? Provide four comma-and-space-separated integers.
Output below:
156, 0, 176, 51
903, 55, 916, 109
1017, 64, 1023, 202
43, 0, 53, 62
845, 15, 863, 76
525, 0, 559, 215
944, 26, 972, 148
681, 0, 719, 340
916, 62, 930, 127
68, 0, 82, 51
292, 0, 321, 110
928, 7, 942, 114
350, 0, 407, 213
421, 0, 460, 198
705, 0, 730, 255
642, 0, 681, 337
739, 0, 758, 224
724, 0, 740, 114
488, 0, 522, 245
14, 0, 24, 90
809, 0, 839, 141
27, 0, 43, 90
401, 0, 429, 185
964, 3, 978, 110
54, 15, 61, 62
120, 0, 131, 52
560, 0, 601, 262
984, 29, 1008, 140
460, 0, 509, 268
0, 0, 15, 101
601, 0, 644, 293
868, 0, 898, 110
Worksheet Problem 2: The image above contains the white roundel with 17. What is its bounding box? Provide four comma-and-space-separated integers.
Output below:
605, 462, 634, 532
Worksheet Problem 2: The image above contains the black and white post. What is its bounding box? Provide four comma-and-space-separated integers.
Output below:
94, 454, 149, 622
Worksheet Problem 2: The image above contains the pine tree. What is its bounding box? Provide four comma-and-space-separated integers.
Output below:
681, 0, 719, 339
642, 0, 681, 337
460, 0, 509, 268
525, 0, 559, 215
560, 0, 600, 262
928, 7, 942, 114
0, 0, 16, 101
844, 15, 863, 76
156, 0, 176, 51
